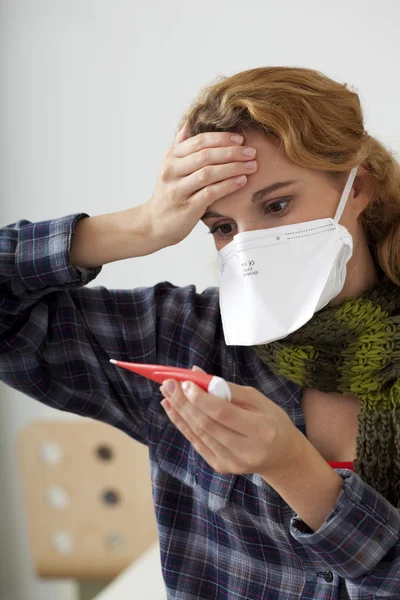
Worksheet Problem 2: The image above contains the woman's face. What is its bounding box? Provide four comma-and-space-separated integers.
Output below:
201, 130, 378, 301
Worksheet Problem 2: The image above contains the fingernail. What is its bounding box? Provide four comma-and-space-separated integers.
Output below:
244, 160, 256, 169
181, 381, 192, 395
160, 380, 176, 397
234, 175, 247, 185
230, 134, 243, 144
161, 399, 171, 411
243, 147, 256, 156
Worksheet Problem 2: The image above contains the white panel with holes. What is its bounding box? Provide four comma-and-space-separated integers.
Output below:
17, 420, 158, 580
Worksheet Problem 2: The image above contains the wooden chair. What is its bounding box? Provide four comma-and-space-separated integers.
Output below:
17, 419, 159, 593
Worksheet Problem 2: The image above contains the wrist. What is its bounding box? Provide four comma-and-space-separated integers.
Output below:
124, 204, 163, 256
259, 431, 344, 531
259, 427, 310, 484
70, 205, 162, 269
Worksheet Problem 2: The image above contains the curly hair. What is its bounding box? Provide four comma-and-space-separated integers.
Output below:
178, 66, 400, 284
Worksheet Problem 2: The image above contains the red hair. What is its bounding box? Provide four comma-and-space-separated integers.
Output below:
179, 67, 400, 284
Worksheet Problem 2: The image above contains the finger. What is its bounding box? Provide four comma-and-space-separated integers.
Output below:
172, 131, 244, 159
187, 380, 261, 414
177, 390, 247, 441
174, 121, 190, 145
191, 365, 205, 372
165, 159, 255, 209
181, 381, 253, 435
188, 173, 248, 212
161, 400, 240, 474
227, 382, 264, 410
179, 159, 257, 202
172, 144, 257, 178
160, 379, 246, 435
161, 400, 219, 464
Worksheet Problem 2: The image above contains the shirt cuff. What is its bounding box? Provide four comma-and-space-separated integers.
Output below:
290, 469, 400, 578
16, 213, 101, 290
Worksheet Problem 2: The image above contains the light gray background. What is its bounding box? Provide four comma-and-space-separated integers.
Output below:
1, 1, 399, 598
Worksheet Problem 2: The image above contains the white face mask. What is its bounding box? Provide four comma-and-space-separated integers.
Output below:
217, 167, 358, 346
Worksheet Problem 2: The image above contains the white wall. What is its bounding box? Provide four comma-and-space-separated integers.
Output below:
1, 0, 399, 598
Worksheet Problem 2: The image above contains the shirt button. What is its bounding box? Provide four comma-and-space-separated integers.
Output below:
323, 571, 333, 583
195, 470, 199, 484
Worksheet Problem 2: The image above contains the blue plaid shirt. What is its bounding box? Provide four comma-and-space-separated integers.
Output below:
1, 214, 400, 599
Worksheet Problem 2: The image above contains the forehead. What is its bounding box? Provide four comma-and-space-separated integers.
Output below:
204, 132, 333, 216
241, 132, 303, 178
241, 132, 343, 194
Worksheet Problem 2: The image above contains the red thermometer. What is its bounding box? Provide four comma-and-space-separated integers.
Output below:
109, 360, 231, 402
109, 360, 354, 471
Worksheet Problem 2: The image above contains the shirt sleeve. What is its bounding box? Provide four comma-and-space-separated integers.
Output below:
0, 215, 220, 446
289, 469, 400, 597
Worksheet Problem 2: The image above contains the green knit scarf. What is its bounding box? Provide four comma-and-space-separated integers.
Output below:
253, 277, 400, 507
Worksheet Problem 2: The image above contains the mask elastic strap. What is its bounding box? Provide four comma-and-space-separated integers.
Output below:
333, 166, 358, 224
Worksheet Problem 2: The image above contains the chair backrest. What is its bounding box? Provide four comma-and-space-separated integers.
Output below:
17, 419, 158, 580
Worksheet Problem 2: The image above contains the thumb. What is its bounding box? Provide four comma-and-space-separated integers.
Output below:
226, 382, 260, 410
175, 120, 190, 144
191, 366, 257, 410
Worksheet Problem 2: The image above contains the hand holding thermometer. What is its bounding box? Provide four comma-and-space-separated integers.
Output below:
109, 360, 232, 402
109, 359, 354, 471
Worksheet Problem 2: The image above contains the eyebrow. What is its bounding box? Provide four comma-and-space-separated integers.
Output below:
201, 180, 297, 220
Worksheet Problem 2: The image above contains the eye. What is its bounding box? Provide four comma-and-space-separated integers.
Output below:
264, 198, 292, 215
208, 222, 237, 238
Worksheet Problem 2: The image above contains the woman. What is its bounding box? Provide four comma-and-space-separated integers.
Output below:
1, 67, 399, 599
